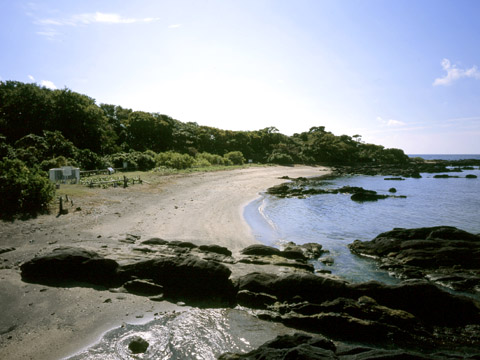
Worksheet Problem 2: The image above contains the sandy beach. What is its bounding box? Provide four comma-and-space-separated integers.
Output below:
0, 165, 329, 360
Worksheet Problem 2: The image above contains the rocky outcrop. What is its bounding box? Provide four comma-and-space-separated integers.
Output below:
349, 226, 480, 293
218, 333, 467, 359
117, 255, 235, 306
20, 246, 235, 307
234, 271, 480, 352
19, 233, 480, 356
20, 247, 120, 287
267, 183, 406, 201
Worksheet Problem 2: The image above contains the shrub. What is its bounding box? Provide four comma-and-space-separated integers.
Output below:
224, 151, 245, 165
103, 152, 137, 170
0, 158, 55, 218
193, 158, 211, 168
155, 151, 195, 169
267, 151, 294, 165
133, 150, 157, 171
196, 152, 225, 166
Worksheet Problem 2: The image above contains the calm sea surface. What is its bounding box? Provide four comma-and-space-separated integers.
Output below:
245, 154, 480, 284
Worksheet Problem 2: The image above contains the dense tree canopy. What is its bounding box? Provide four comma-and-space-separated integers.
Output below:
0, 80, 409, 170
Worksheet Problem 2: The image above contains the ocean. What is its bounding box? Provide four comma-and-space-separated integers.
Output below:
245, 154, 480, 284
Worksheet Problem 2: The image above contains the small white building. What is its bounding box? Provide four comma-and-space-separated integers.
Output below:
49, 166, 80, 184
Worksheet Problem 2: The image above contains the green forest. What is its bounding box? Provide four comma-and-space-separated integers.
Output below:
0, 81, 409, 216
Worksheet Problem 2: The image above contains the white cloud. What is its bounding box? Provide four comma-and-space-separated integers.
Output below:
37, 12, 160, 27
40, 80, 57, 89
433, 58, 480, 86
376, 116, 406, 127
36, 29, 62, 40
168, 24, 182, 29
34, 11, 161, 38
28, 75, 35, 81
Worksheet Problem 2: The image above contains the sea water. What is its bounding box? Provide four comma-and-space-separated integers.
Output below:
245, 155, 480, 284
67, 308, 297, 360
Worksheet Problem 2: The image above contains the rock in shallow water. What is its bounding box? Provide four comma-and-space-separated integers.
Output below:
349, 226, 480, 293
128, 336, 149, 354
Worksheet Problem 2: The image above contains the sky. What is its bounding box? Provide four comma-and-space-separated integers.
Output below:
1, 0, 480, 154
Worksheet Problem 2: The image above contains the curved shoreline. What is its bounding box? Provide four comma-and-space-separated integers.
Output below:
0, 165, 329, 360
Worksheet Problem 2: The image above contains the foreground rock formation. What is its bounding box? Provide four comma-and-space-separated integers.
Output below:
19, 228, 480, 358
218, 333, 454, 360
349, 226, 480, 294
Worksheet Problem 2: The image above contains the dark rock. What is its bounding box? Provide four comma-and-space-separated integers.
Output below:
128, 336, 149, 354
234, 270, 480, 351
433, 174, 459, 178
198, 244, 232, 256
218, 333, 336, 360
388, 187, 397, 193
236, 290, 278, 309
279, 249, 306, 260
273, 261, 315, 272
241, 244, 281, 256
298, 243, 325, 259
118, 255, 235, 306
281, 242, 324, 259
238, 258, 271, 266
20, 247, 120, 287
466, 174, 478, 178
168, 241, 198, 249
266, 184, 291, 196
349, 226, 480, 293
141, 237, 169, 245
218, 333, 438, 360
0, 247, 15, 255
384, 177, 405, 180
122, 279, 164, 296
319, 256, 334, 265
351, 192, 388, 202
235, 272, 349, 303
350, 280, 480, 327
133, 247, 155, 253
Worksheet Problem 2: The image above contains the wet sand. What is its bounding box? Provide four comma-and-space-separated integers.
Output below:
0, 165, 329, 360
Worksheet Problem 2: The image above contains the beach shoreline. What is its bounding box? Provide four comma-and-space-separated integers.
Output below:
0, 165, 329, 360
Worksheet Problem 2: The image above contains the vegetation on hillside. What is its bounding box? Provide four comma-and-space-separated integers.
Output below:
0, 80, 409, 217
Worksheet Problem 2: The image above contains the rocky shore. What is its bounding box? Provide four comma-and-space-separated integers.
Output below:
1, 166, 480, 359
18, 229, 480, 359
349, 226, 480, 295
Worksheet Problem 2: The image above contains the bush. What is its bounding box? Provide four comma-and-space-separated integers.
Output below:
0, 158, 55, 218
224, 151, 245, 165
133, 150, 157, 171
267, 151, 294, 165
196, 152, 225, 166
193, 158, 211, 168
155, 151, 195, 169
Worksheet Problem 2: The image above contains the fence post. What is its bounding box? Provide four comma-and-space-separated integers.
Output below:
123, 176, 128, 188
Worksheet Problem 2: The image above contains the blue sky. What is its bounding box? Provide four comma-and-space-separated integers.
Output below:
1, 0, 479, 154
